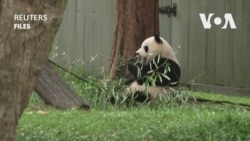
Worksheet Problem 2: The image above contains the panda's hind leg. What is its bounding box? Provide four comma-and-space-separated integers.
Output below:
126, 91, 150, 106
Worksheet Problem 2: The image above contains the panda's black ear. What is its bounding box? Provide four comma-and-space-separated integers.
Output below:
154, 35, 163, 44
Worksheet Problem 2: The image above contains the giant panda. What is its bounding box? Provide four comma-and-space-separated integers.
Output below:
124, 35, 181, 104
110, 35, 181, 105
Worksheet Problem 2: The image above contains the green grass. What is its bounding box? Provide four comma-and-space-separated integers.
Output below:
16, 67, 250, 141
17, 104, 250, 141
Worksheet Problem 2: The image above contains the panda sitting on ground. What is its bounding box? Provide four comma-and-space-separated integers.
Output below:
111, 35, 181, 105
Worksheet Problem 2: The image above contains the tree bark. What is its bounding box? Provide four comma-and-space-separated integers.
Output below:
0, 0, 67, 140
35, 63, 90, 110
109, 0, 159, 78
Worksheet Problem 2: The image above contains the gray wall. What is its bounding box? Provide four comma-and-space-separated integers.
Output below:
171, 0, 250, 89
51, 0, 115, 76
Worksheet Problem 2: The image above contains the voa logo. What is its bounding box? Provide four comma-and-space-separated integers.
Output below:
199, 13, 236, 29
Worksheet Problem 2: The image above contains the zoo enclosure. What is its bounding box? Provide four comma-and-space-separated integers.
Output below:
51, 0, 250, 95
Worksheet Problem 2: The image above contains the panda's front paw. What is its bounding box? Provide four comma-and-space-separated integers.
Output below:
128, 63, 142, 78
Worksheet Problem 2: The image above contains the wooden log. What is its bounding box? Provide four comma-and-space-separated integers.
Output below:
34, 63, 90, 110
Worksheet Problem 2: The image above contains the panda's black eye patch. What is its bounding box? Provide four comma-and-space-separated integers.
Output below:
144, 46, 149, 52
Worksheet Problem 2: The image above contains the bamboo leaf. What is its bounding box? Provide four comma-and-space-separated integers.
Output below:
161, 73, 171, 80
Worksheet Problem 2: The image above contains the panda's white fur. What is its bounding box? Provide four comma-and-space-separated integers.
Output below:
126, 35, 180, 103
136, 36, 179, 66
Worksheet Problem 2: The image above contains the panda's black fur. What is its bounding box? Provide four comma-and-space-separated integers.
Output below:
127, 55, 180, 87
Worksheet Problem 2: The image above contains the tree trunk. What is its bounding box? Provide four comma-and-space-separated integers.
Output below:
109, 0, 159, 78
0, 0, 67, 140
35, 63, 89, 110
